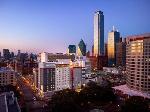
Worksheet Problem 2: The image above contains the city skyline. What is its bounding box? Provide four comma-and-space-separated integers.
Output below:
0, 0, 150, 53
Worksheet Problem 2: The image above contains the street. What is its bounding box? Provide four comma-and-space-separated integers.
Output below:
17, 75, 48, 112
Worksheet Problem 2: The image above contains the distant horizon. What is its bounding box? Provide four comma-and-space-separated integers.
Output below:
0, 0, 150, 53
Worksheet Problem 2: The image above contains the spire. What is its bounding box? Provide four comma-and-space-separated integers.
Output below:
113, 26, 115, 31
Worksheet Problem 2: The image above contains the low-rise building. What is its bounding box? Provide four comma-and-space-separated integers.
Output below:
0, 67, 16, 86
103, 67, 120, 74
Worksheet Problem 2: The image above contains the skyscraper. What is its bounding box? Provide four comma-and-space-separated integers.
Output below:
77, 39, 86, 56
126, 33, 150, 93
94, 11, 104, 56
3, 49, 10, 60
67, 45, 76, 55
107, 27, 120, 66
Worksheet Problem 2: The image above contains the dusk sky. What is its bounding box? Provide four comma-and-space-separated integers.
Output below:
0, 0, 150, 53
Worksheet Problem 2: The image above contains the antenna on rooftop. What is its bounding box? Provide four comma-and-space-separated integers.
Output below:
113, 26, 115, 31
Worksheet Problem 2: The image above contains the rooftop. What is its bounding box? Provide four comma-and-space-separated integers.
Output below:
126, 33, 150, 42
112, 85, 150, 99
0, 67, 14, 73
95, 10, 103, 14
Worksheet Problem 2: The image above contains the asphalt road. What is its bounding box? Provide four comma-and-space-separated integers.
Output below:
17, 75, 48, 112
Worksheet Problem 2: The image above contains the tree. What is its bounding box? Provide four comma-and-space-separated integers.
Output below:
79, 81, 116, 109
49, 89, 82, 112
121, 96, 149, 112
48, 82, 117, 112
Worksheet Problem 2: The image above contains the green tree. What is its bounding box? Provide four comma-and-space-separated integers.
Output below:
49, 89, 82, 112
79, 81, 116, 109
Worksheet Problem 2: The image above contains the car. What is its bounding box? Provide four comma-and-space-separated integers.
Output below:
33, 97, 36, 101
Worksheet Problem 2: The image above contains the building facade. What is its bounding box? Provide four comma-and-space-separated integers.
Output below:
55, 63, 71, 91
126, 34, 150, 93
94, 11, 104, 56
38, 62, 56, 93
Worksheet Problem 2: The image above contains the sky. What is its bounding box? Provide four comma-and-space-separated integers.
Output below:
0, 0, 150, 54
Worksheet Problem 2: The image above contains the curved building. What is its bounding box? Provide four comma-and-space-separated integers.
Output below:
77, 39, 86, 56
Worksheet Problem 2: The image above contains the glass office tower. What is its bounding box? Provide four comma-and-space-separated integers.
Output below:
107, 27, 120, 66
94, 11, 104, 56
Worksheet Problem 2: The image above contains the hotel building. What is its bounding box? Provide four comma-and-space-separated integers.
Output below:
126, 33, 150, 93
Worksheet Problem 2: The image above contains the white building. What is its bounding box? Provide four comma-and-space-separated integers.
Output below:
0, 67, 16, 86
36, 53, 72, 94
55, 63, 71, 91
36, 52, 92, 94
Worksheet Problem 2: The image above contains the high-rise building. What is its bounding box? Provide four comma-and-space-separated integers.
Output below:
107, 27, 120, 66
55, 63, 71, 91
116, 38, 126, 67
94, 10, 104, 56
126, 33, 150, 93
3, 49, 10, 60
38, 62, 56, 93
77, 39, 86, 56
67, 45, 76, 55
